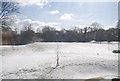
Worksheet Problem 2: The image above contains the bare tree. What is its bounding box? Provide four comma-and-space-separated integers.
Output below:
20, 23, 35, 44
90, 22, 103, 40
90, 22, 103, 31
1, 2, 19, 34
1, 15, 17, 34
0, 2, 19, 18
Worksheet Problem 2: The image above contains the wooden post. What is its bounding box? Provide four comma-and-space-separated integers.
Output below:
56, 43, 59, 67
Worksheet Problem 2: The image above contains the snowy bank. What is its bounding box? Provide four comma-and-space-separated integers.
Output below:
1, 42, 118, 79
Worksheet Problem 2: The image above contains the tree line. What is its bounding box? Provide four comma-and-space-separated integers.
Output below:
2, 22, 119, 45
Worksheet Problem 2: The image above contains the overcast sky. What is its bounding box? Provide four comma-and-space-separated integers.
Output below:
14, 1, 118, 30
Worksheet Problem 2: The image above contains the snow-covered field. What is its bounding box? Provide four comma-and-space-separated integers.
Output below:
0, 42, 119, 80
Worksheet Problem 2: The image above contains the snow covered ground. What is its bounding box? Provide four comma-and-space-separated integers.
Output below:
0, 42, 119, 80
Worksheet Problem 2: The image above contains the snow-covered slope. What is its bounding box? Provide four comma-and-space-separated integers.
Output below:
1, 42, 119, 79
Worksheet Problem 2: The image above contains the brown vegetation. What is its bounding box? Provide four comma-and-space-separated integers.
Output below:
2, 34, 19, 45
